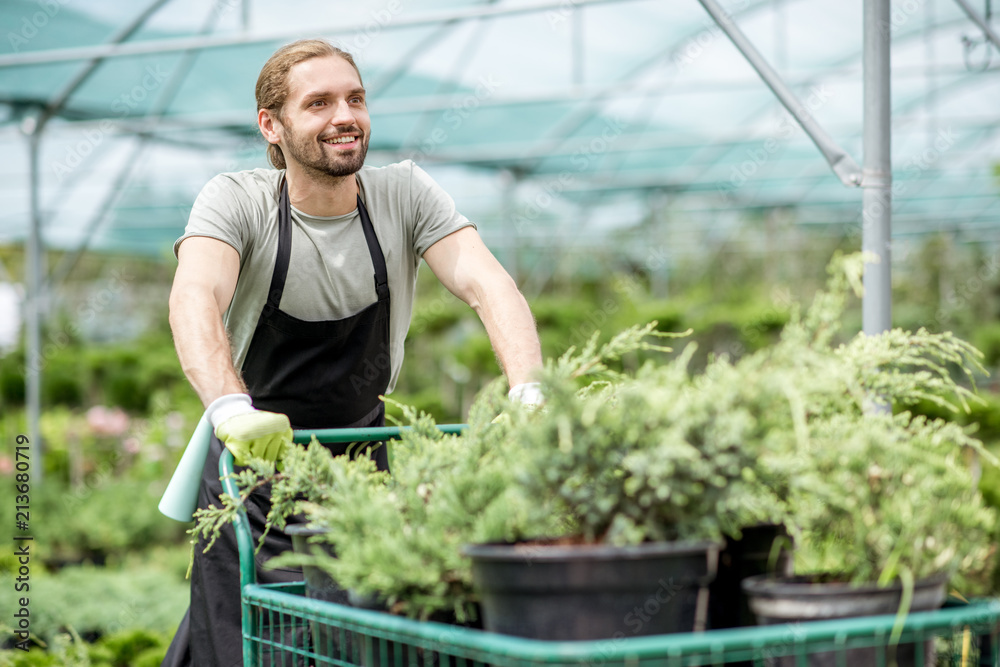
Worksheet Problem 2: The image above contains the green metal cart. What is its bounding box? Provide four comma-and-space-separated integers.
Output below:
220, 428, 1000, 667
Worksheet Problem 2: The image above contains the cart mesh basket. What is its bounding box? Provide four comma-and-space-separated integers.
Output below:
221, 428, 1000, 667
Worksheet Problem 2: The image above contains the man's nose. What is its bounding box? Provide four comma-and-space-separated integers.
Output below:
329, 99, 355, 126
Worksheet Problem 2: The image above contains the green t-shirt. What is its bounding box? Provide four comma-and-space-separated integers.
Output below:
174, 160, 474, 393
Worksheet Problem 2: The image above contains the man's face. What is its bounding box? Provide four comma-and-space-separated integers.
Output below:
277, 55, 370, 178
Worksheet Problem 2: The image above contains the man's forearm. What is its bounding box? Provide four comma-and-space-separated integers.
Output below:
472, 276, 543, 388
168, 285, 247, 407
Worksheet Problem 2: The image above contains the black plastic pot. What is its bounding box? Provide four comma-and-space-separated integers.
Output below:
742, 573, 948, 667
708, 523, 794, 630
287, 524, 481, 666
286, 524, 350, 605
463, 539, 721, 641
286, 524, 353, 661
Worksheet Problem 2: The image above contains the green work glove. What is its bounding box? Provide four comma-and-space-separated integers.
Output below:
207, 393, 292, 466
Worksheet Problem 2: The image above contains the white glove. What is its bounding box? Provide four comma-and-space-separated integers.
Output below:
508, 382, 544, 410
206, 393, 257, 429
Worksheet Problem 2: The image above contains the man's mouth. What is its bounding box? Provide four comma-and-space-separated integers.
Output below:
322, 135, 359, 146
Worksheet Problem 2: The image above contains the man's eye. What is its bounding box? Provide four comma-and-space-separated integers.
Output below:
311, 100, 325, 107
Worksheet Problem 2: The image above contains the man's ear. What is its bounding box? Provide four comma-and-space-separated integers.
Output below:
258, 108, 282, 146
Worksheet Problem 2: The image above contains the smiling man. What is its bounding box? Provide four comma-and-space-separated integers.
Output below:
161, 39, 542, 667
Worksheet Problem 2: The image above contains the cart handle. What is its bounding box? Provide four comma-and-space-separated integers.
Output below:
219, 424, 469, 592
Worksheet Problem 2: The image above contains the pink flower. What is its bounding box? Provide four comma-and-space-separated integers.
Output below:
87, 405, 130, 437
122, 437, 141, 454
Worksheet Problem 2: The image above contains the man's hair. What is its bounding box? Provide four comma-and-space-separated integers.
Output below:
256, 39, 363, 169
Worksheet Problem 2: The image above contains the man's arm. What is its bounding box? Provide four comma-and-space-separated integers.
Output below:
169, 236, 246, 407
422, 227, 542, 388
169, 236, 292, 465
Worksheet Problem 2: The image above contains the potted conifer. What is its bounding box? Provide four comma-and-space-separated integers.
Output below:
192, 253, 997, 654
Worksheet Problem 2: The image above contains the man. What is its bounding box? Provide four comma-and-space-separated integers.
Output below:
161, 39, 542, 666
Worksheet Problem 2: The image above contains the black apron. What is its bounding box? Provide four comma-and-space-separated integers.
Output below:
163, 178, 392, 667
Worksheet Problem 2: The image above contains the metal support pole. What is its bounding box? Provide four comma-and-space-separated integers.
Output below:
24, 123, 43, 484
19, 0, 171, 486
572, 6, 585, 86
696, 0, 863, 187
862, 0, 893, 336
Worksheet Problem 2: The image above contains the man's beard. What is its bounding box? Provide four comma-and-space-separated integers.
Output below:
282, 122, 369, 179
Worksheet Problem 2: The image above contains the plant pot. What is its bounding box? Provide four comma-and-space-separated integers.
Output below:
463, 539, 721, 641
288, 525, 480, 666
708, 523, 794, 630
286, 524, 350, 605
741, 573, 949, 667
286, 524, 352, 660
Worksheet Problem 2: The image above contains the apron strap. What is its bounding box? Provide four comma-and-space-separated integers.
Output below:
356, 195, 389, 301
264, 177, 294, 312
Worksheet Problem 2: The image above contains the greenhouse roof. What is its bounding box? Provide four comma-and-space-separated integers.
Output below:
0, 0, 998, 264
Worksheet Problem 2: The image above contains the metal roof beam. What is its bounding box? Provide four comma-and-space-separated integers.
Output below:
48, 0, 228, 287
0, 0, 631, 69
698, 0, 862, 187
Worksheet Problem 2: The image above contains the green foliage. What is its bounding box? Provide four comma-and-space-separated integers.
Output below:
511, 327, 758, 545
973, 323, 1000, 368
794, 413, 996, 589
88, 629, 166, 667
0, 478, 188, 564
0, 628, 90, 667
750, 254, 997, 590
0, 333, 194, 413
0, 628, 170, 667
11, 559, 187, 644
193, 389, 563, 621
193, 253, 999, 623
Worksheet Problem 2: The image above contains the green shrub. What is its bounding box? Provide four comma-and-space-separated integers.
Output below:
20, 560, 187, 643
0, 351, 25, 405
90, 630, 164, 667
1, 479, 188, 564
0, 628, 169, 667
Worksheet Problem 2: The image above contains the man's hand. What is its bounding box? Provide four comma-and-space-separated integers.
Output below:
508, 382, 544, 410
207, 394, 292, 466
493, 383, 545, 424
